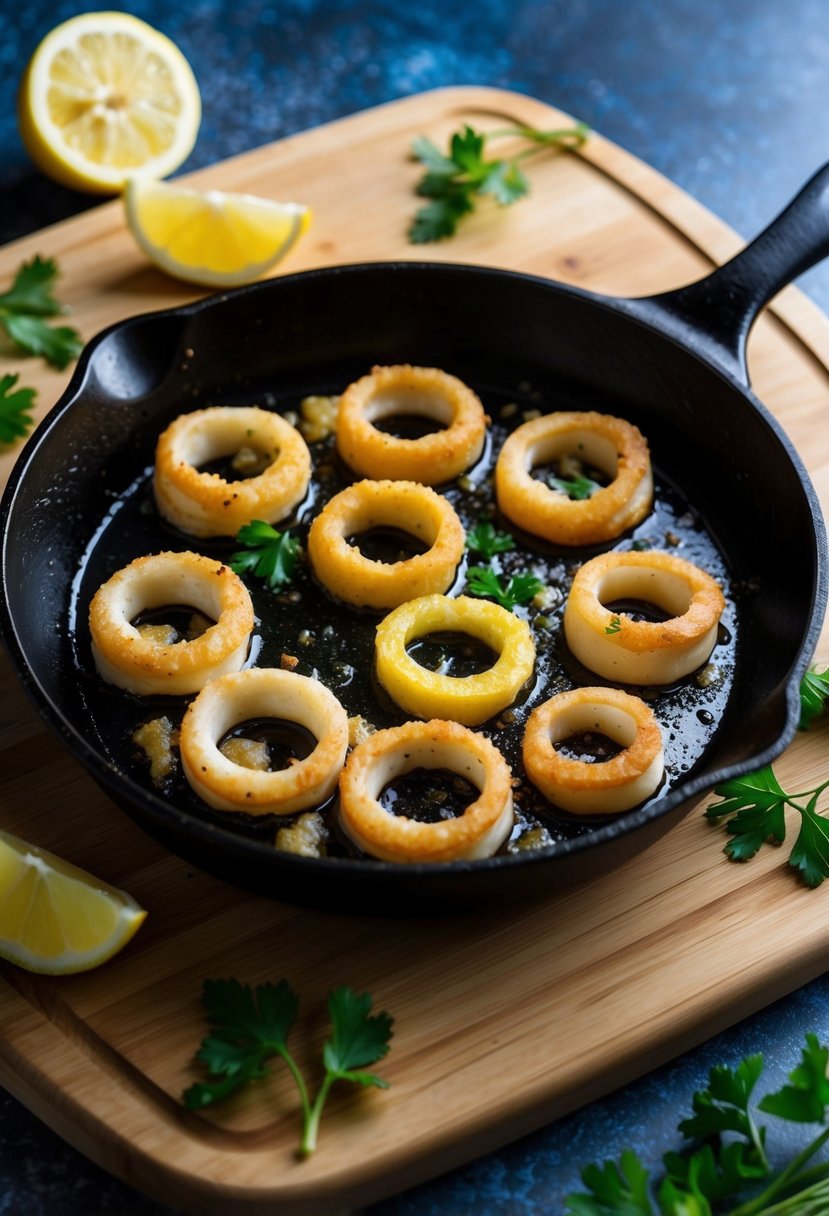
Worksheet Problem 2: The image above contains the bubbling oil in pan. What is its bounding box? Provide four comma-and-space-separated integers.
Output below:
67, 385, 737, 861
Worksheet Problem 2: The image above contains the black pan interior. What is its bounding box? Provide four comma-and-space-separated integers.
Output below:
1, 264, 823, 907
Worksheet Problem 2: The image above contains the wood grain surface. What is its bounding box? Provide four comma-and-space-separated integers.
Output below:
0, 86, 828, 1216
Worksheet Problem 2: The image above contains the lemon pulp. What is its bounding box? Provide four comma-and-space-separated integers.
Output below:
0, 828, 146, 974
18, 11, 201, 194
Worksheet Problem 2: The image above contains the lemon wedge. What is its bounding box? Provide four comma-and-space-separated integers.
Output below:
125, 179, 312, 287
0, 828, 146, 974
18, 11, 201, 194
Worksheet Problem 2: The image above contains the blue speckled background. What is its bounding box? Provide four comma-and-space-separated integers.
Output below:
2, 2, 829, 1213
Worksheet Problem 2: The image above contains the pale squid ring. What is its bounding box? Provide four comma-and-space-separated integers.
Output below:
339, 719, 514, 862
179, 668, 349, 815
336, 365, 487, 485
154, 406, 312, 537
495, 411, 653, 545
307, 479, 465, 610
523, 686, 664, 815
89, 551, 254, 696
564, 550, 726, 684
375, 594, 536, 726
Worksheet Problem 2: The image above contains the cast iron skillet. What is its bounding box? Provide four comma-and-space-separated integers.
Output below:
1, 166, 828, 912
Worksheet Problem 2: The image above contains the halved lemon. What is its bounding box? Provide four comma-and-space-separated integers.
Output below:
18, 11, 201, 194
0, 828, 146, 974
125, 178, 312, 287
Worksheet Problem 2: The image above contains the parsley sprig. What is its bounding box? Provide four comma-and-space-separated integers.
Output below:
466, 565, 543, 612
183, 978, 393, 1157
549, 473, 601, 500
466, 520, 515, 561
0, 255, 83, 370
567, 1035, 829, 1215
409, 121, 588, 242
705, 666, 829, 887
230, 521, 301, 590
0, 374, 36, 445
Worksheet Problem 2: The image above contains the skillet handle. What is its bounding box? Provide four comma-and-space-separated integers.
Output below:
635, 162, 829, 386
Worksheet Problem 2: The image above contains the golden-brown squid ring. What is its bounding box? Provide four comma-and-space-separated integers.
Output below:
179, 668, 348, 815
564, 550, 725, 684
89, 551, 254, 696
523, 686, 664, 815
495, 411, 652, 545
154, 406, 312, 537
307, 479, 465, 610
335, 365, 487, 485
375, 594, 536, 726
339, 719, 514, 862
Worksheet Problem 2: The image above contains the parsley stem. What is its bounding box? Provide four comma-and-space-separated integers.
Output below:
735, 1174, 829, 1216
730, 1128, 829, 1215
299, 1071, 334, 1157
484, 123, 588, 145
787, 779, 829, 803
276, 1046, 313, 1135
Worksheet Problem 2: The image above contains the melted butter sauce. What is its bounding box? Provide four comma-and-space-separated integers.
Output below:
67, 388, 737, 860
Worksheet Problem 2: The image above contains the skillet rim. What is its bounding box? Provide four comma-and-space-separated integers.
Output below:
0, 259, 826, 882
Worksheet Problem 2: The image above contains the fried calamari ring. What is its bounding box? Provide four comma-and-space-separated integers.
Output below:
495, 411, 652, 544
336, 365, 486, 484
375, 594, 536, 726
523, 686, 664, 814
339, 719, 513, 862
179, 668, 348, 815
307, 479, 465, 610
89, 551, 254, 696
154, 406, 312, 537
564, 550, 725, 684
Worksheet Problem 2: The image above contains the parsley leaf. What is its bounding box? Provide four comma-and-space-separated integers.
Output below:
549, 473, 601, 500
409, 120, 588, 242
0, 374, 36, 445
662, 1141, 768, 1206
183, 978, 299, 1110
409, 193, 474, 243
409, 135, 457, 175
704, 766, 788, 861
605, 616, 622, 635
0, 255, 63, 316
323, 986, 394, 1082
567, 1149, 654, 1215
466, 564, 542, 612
567, 1039, 829, 1216
800, 666, 829, 730
677, 1055, 768, 1167
466, 520, 515, 561
183, 977, 393, 1158
788, 791, 829, 888
2, 315, 83, 370
230, 521, 300, 590
479, 159, 530, 205
0, 256, 83, 370
302, 986, 394, 1155
705, 664, 829, 886
759, 1033, 829, 1123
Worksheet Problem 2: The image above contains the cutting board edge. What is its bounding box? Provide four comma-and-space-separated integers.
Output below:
2, 924, 829, 1216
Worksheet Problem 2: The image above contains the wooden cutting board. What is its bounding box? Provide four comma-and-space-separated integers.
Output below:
1, 87, 828, 1216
